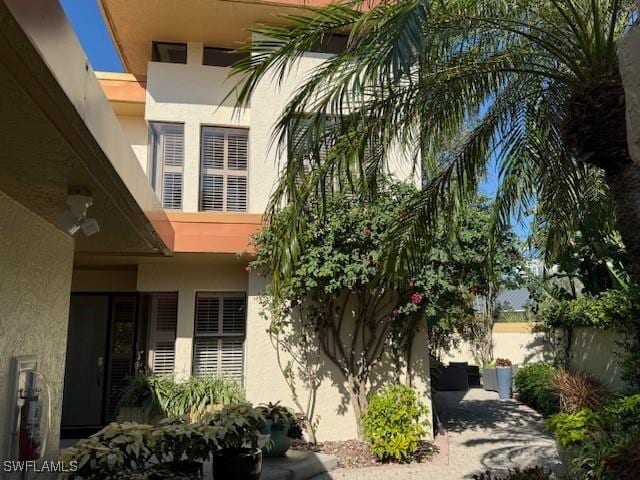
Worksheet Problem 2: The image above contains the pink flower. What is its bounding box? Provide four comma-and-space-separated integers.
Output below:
410, 292, 423, 305
363, 227, 372, 237
408, 279, 414, 289
244, 265, 252, 272
392, 309, 399, 318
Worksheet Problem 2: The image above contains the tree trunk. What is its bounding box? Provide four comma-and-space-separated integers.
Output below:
604, 161, 640, 284
347, 377, 368, 440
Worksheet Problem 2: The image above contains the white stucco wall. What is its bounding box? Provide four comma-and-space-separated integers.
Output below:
570, 327, 627, 392
136, 260, 249, 380
442, 326, 553, 366
245, 273, 432, 441
145, 42, 250, 213
0, 191, 74, 461
115, 115, 149, 173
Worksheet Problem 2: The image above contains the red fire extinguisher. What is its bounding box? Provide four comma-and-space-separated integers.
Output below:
18, 374, 42, 461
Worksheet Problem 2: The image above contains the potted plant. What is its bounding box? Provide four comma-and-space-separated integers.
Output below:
257, 402, 297, 457
496, 358, 513, 399
208, 403, 270, 480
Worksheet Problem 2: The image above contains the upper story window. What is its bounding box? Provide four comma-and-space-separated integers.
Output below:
203, 47, 248, 67
149, 122, 184, 210
200, 126, 248, 212
152, 42, 187, 64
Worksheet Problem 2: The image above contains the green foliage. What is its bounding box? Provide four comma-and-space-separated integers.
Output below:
230, 0, 633, 285
205, 403, 270, 451
60, 420, 219, 480
361, 385, 430, 461
544, 394, 640, 478
540, 289, 640, 330
472, 466, 552, 480
118, 374, 245, 420
257, 401, 297, 429
544, 410, 602, 447
513, 363, 559, 417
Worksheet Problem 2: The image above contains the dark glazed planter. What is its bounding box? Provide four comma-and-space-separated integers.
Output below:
212, 448, 262, 480
496, 366, 513, 399
261, 419, 291, 457
151, 460, 203, 478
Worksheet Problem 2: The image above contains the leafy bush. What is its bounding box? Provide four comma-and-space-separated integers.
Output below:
541, 290, 638, 329
472, 466, 551, 479
552, 370, 606, 414
544, 409, 602, 447
60, 420, 219, 480
513, 363, 559, 416
119, 374, 245, 421
205, 403, 270, 451
362, 385, 430, 462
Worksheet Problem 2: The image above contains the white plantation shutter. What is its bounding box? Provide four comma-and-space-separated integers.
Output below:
149, 293, 178, 375
193, 293, 246, 383
200, 127, 248, 212
150, 123, 184, 210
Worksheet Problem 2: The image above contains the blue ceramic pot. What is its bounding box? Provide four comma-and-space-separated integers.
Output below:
261, 419, 291, 457
496, 366, 513, 399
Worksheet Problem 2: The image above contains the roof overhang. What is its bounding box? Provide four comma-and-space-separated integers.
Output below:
0, 0, 174, 256
99, 0, 335, 74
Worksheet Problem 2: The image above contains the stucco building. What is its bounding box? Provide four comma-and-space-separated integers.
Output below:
0, 0, 430, 466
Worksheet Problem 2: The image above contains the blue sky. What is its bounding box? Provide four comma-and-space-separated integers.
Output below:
60, 1, 526, 236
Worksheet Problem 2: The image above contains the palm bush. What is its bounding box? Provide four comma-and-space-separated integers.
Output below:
118, 374, 245, 421
230, 0, 640, 285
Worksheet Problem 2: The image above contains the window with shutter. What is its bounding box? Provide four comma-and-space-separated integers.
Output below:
150, 122, 184, 210
148, 293, 178, 375
192, 292, 246, 383
200, 127, 248, 212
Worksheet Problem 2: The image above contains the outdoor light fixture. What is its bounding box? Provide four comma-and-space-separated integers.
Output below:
56, 190, 100, 237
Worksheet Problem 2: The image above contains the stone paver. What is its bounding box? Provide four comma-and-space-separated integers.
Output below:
311, 388, 561, 480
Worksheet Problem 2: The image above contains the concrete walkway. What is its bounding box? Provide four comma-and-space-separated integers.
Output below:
311, 388, 562, 480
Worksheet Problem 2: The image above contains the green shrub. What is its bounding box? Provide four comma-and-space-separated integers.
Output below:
119, 374, 245, 421
472, 466, 551, 479
513, 363, 559, 416
602, 393, 640, 431
544, 409, 602, 447
60, 420, 219, 480
362, 385, 430, 462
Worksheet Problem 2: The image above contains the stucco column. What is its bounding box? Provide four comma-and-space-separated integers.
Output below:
174, 288, 195, 380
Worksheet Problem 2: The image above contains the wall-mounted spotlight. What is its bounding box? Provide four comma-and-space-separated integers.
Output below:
56, 189, 100, 237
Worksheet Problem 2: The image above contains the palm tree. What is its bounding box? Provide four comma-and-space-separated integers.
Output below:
231, 0, 638, 283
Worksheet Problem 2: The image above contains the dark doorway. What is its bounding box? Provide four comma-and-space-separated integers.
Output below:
61, 293, 138, 438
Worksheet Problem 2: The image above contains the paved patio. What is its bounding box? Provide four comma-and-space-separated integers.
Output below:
311, 388, 562, 479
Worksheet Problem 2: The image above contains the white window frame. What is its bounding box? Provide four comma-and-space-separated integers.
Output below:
192, 292, 246, 383
146, 292, 178, 375
149, 122, 184, 210
199, 126, 249, 212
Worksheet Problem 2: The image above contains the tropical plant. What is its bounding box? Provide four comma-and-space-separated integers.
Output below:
118, 374, 245, 421
361, 384, 430, 462
513, 363, 559, 416
544, 409, 602, 447
206, 403, 270, 452
230, 0, 639, 286
60, 421, 219, 480
552, 370, 607, 413
257, 402, 297, 430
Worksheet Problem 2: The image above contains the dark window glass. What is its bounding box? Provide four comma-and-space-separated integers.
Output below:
203, 47, 248, 67
310, 34, 348, 54
152, 42, 187, 64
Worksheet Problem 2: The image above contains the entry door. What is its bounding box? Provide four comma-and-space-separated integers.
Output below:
61, 295, 109, 428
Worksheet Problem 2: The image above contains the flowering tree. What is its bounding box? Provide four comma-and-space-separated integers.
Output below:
252, 183, 520, 438
252, 184, 426, 439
